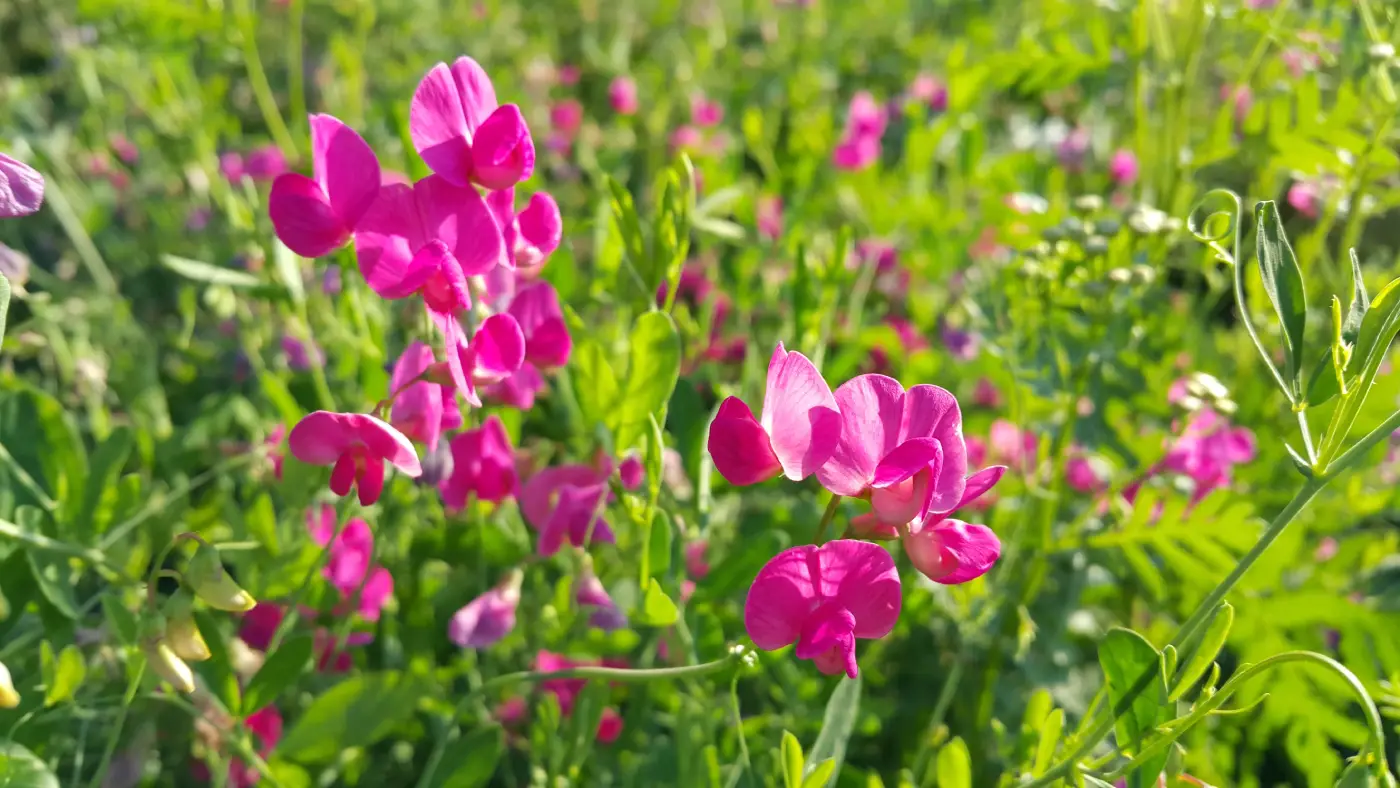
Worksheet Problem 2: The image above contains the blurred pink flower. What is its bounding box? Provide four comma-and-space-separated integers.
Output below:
990, 419, 1037, 470
519, 464, 616, 555
844, 91, 887, 139
110, 134, 139, 165
708, 343, 841, 486
410, 56, 536, 190
973, 378, 1001, 409
280, 335, 323, 372
440, 415, 517, 507
690, 94, 724, 127
1057, 127, 1090, 172
0, 153, 45, 217
1109, 149, 1138, 186
1161, 409, 1255, 501
306, 507, 394, 620
939, 321, 979, 361
550, 99, 584, 136
245, 145, 288, 182
757, 195, 783, 241
557, 65, 581, 86
1288, 180, 1322, 219
390, 340, 462, 453
219, 152, 246, 183
449, 569, 523, 648
908, 74, 948, 112
221, 705, 282, 788
833, 135, 880, 171
1065, 453, 1105, 493
1222, 84, 1253, 125
609, 76, 639, 115
618, 453, 644, 490
686, 541, 710, 579
287, 411, 423, 505
745, 540, 900, 678
670, 124, 704, 153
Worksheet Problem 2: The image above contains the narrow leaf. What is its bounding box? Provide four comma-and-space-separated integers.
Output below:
427, 725, 504, 788
45, 645, 84, 706
242, 634, 314, 714
1254, 201, 1308, 396
806, 675, 861, 787
0, 272, 10, 343
781, 731, 805, 788
1170, 602, 1233, 701
161, 254, 264, 288
934, 737, 972, 788
1032, 709, 1063, 775
1097, 628, 1170, 788
802, 760, 837, 788
632, 579, 678, 627
1344, 249, 1370, 345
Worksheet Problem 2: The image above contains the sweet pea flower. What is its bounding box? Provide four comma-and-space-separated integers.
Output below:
281, 335, 322, 372
833, 135, 880, 171
269, 115, 381, 258
557, 65, 581, 86
757, 195, 783, 241
1109, 149, 1139, 186
1161, 409, 1256, 501
216, 705, 282, 788
576, 560, 627, 631
528, 651, 626, 742
1287, 180, 1322, 219
441, 313, 527, 408
817, 375, 968, 526
440, 414, 517, 507
110, 134, 139, 165
973, 378, 1001, 409
245, 145, 288, 181
745, 540, 901, 678
708, 343, 842, 486
264, 424, 287, 481
551, 99, 584, 136
0, 153, 45, 217
509, 281, 573, 368
486, 187, 563, 279
238, 602, 372, 673
1066, 452, 1105, 493
219, 152, 246, 183
685, 541, 710, 579
449, 568, 523, 648
389, 341, 462, 452
990, 419, 1037, 470
485, 362, 547, 409
519, 464, 616, 555
904, 518, 1002, 585
410, 56, 536, 190
618, 454, 644, 490
909, 74, 948, 112
306, 507, 394, 620
288, 411, 423, 505
609, 76, 639, 115
844, 91, 887, 140
691, 94, 724, 127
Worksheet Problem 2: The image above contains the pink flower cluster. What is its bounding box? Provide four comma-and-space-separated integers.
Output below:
833, 92, 887, 171
708, 344, 1006, 677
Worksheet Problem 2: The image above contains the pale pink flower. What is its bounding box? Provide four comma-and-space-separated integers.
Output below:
287, 411, 422, 505
409, 56, 535, 190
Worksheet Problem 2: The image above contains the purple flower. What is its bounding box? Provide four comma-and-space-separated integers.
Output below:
449, 569, 523, 648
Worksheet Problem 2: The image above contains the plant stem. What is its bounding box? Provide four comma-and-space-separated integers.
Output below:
910, 656, 964, 780
99, 449, 267, 551
86, 659, 145, 788
267, 501, 352, 652
232, 0, 298, 160
287, 0, 306, 132
814, 495, 842, 543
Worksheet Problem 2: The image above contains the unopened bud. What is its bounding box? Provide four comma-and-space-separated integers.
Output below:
143, 640, 196, 694
1108, 267, 1133, 284
1084, 236, 1110, 255
164, 591, 210, 662
0, 660, 19, 708
1072, 195, 1103, 214
849, 513, 900, 541
186, 543, 256, 612
424, 361, 456, 387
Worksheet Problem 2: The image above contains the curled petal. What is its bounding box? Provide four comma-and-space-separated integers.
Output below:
901, 385, 967, 512
310, 114, 381, 229
743, 540, 901, 653
517, 192, 563, 261
760, 343, 843, 481
355, 455, 386, 505
471, 104, 536, 190
870, 438, 941, 488
0, 153, 44, 217
471, 313, 526, 383
904, 520, 1001, 584
415, 175, 505, 276
269, 173, 347, 258
817, 374, 905, 496
707, 397, 781, 486
288, 411, 358, 465
353, 414, 423, 477
870, 466, 932, 526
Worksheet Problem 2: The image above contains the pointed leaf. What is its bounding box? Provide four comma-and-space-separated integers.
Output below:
77, 426, 133, 533
1344, 249, 1370, 345
613, 311, 681, 452
1032, 709, 1063, 776
161, 254, 263, 288
243, 634, 314, 714
279, 671, 434, 763
632, 579, 678, 627
573, 341, 620, 436
1170, 602, 1233, 701
935, 737, 971, 788
1097, 628, 1169, 788
806, 675, 861, 787
802, 760, 837, 788
781, 731, 805, 788
427, 725, 504, 788
1255, 201, 1308, 396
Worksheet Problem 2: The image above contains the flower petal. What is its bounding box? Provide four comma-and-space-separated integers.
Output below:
357, 566, 394, 620
519, 464, 604, 528
870, 466, 932, 526
759, 343, 842, 481
354, 183, 425, 295
288, 411, 357, 465
310, 114, 381, 229
470, 313, 526, 383
471, 104, 536, 190
449, 55, 499, 130
269, 173, 347, 258
954, 465, 1005, 511
744, 545, 820, 650
350, 414, 423, 477
817, 539, 902, 639
415, 174, 505, 276
409, 62, 473, 185
305, 504, 336, 546
517, 191, 563, 262
904, 520, 1001, 585
816, 374, 905, 496
901, 384, 967, 513
707, 397, 782, 486
0, 153, 44, 217
870, 438, 942, 488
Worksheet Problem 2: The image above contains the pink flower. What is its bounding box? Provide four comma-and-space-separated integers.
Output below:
281, 335, 322, 372
609, 76, 639, 115
245, 145, 288, 181
485, 362, 546, 409
597, 708, 623, 743
670, 124, 704, 153
973, 378, 1001, 409
888, 317, 927, 354
519, 465, 615, 556
0, 153, 44, 218
757, 195, 783, 241
486, 187, 563, 279
306, 508, 394, 620
222, 705, 283, 787
685, 541, 710, 579
1057, 127, 1090, 172
618, 454, 644, 490
389, 342, 461, 452
1161, 409, 1256, 501
442, 313, 527, 408
576, 563, 627, 631
557, 65, 581, 86
903, 518, 1002, 585
220, 152, 245, 182
1066, 454, 1105, 493
264, 424, 287, 481
1109, 149, 1138, 186
287, 411, 423, 505
816, 375, 968, 526
690, 95, 724, 127
1222, 84, 1252, 124
744, 540, 901, 678
449, 569, 523, 648
908, 74, 948, 112
509, 281, 573, 369
1288, 180, 1322, 219
550, 99, 584, 136
268, 115, 381, 258
440, 415, 517, 507
708, 343, 842, 486
832, 135, 880, 171
409, 56, 535, 190
989, 420, 1037, 469
238, 603, 372, 670
110, 134, 139, 165
844, 92, 887, 140
1245, 0, 1277, 7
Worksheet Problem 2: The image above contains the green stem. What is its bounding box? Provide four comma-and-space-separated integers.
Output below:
910, 657, 965, 780
99, 449, 266, 551
814, 495, 842, 543
267, 502, 351, 652
232, 0, 298, 160
86, 659, 145, 788
1295, 410, 1318, 466
724, 673, 753, 788
0, 442, 59, 512
287, 0, 306, 132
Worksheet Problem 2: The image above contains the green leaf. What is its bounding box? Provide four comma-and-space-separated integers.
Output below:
806, 675, 861, 787
1305, 348, 1341, 407
780, 731, 805, 788
802, 760, 837, 788
1255, 200, 1308, 396
613, 312, 681, 452
279, 671, 433, 763
0, 272, 10, 343
161, 254, 264, 288
1169, 602, 1233, 701
646, 508, 673, 580
1344, 249, 1370, 346
273, 240, 306, 305
1335, 760, 1378, 788
39, 640, 56, 699
242, 634, 314, 714
1097, 628, 1170, 788
935, 737, 971, 788
44, 644, 85, 706
27, 550, 79, 620
632, 579, 678, 627
563, 679, 609, 772
102, 593, 139, 645
245, 492, 279, 555
1032, 709, 1063, 776
195, 610, 242, 715
426, 725, 504, 788
0, 740, 60, 788
573, 341, 620, 436
1348, 276, 1400, 386
77, 426, 133, 533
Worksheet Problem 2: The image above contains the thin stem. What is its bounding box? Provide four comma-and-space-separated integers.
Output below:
232, 0, 298, 160
0, 517, 124, 578
99, 449, 266, 551
268, 502, 351, 652
724, 674, 753, 788
1325, 408, 1400, 478
86, 660, 145, 788
1296, 410, 1318, 465
287, 0, 306, 133
814, 495, 842, 543
910, 657, 964, 780
0, 442, 58, 512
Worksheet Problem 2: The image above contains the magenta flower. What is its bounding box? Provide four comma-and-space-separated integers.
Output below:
1109, 149, 1139, 186
618, 453, 644, 490
245, 145, 288, 182
409, 56, 536, 190
757, 195, 783, 241
110, 134, 139, 165
486, 187, 563, 277
219, 152, 245, 183
520, 464, 616, 556
1287, 180, 1322, 219
551, 100, 584, 135
745, 540, 900, 678
816, 375, 967, 526
939, 321, 979, 361
708, 343, 842, 486
485, 362, 547, 410
690, 94, 724, 127
268, 115, 381, 258
306, 509, 394, 620
1066, 453, 1105, 493
443, 313, 526, 407
973, 378, 1001, 409
1161, 409, 1256, 501
449, 569, 523, 648
389, 341, 461, 452
832, 135, 880, 171
844, 92, 887, 140
440, 414, 517, 508
557, 65, 581, 86
287, 411, 423, 505
0, 153, 44, 218
609, 76, 639, 115
532, 651, 626, 741
509, 281, 573, 369
989, 419, 1037, 470
903, 518, 1002, 585
685, 541, 710, 579
281, 335, 323, 372
670, 124, 704, 154
576, 562, 627, 631
908, 74, 949, 112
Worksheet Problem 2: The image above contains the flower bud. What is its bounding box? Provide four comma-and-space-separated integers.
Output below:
1072, 195, 1103, 215
143, 640, 196, 693
186, 543, 256, 612
164, 591, 211, 662
0, 660, 20, 708
1083, 236, 1110, 256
